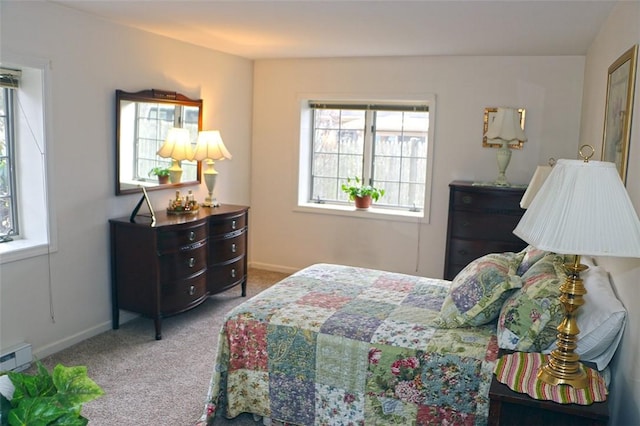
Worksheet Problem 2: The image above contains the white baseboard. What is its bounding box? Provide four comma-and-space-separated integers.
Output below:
248, 261, 299, 275
32, 311, 139, 360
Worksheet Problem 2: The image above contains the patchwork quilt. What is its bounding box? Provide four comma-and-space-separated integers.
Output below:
201, 264, 499, 425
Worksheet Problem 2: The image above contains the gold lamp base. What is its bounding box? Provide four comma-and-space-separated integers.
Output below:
537, 255, 589, 389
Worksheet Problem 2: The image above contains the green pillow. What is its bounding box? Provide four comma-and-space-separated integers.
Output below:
497, 253, 566, 351
437, 252, 524, 328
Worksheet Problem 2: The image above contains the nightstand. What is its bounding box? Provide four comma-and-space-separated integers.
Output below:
488, 371, 609, 426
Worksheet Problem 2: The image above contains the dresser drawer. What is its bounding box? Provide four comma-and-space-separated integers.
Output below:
450, 211, 524, 242
157, 222, 208, 252
209, 230, 246, 264
159, 244, 207, 281
446, 238, 528, 279
208, 258, 246, 293
452, 189, 523, 213
161, 272, 207, 314
209, 212, 247, 236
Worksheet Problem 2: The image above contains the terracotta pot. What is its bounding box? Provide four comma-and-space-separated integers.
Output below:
354, 195, 372, 209
158, 175, 170, 185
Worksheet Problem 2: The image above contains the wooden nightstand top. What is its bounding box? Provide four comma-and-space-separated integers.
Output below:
488, 370, 609, 426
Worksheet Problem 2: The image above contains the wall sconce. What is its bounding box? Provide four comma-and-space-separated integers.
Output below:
483, 107, 527, 187
157, 127, 193, 184
192, 130, 232, 207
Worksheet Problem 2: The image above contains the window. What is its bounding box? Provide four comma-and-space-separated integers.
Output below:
299, 99, 433, 218
0, 69, 20, 240
0, 59, 54, 263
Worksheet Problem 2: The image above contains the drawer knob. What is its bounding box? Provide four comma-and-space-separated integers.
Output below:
188, 231, 196, 241
231, 243, 237, 253
189, 285, 196, 296
462, 195, 473, 204
187, 257, 196, 268
231, 269, 236, 278
231, 220, 237, 230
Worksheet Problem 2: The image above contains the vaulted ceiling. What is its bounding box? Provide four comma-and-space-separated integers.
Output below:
51, 0, 617, 59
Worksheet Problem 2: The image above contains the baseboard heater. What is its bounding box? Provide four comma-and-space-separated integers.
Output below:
0, 343, 32, 372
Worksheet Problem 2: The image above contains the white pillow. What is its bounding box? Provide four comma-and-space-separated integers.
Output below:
543, 265, 626, 371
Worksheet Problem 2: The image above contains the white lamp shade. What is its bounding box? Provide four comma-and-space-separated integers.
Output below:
192, 130, 232, 161
520, 165, 553, 208
485, 107, 527, 143
157, 127, 193, 161
514, 159, 640, 257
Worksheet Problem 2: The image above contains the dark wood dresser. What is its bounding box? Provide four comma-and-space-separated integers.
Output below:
109, 204, 248, 339
443, 181, 527, 280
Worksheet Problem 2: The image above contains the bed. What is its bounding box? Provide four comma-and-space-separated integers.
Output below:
200, 248, 626, 425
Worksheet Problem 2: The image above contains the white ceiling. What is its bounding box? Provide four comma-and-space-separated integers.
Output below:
50, 0, 618, 59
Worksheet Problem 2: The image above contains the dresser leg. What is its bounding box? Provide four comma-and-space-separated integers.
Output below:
241, 279, 247, 297
154, 317, 162, 340
112, 306, 120, 330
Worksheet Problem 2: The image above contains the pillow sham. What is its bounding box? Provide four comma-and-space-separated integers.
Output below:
516, 245, 549, 276
437, 252, 524, 328
543, 265, 626, 371
497, 253, 566, 352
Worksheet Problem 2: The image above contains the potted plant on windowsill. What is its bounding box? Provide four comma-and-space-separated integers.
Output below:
341, 177, 385, 209
148, 167, 170, 184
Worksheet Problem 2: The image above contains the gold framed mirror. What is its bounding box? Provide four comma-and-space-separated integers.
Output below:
482, 107, 526, 149
116, 89, 202, 195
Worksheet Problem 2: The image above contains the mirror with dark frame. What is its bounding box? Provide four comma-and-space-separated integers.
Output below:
116, 89, 202, 195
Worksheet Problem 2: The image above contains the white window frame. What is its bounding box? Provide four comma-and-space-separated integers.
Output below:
296, 93, 436, 224
0, 53, 57, 264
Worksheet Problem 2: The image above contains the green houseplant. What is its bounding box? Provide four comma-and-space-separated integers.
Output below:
341, 177, 385, 209
0, 362, 104, 426
148, 167, 170, 184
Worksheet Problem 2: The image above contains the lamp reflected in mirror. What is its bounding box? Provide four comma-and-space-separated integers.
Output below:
157, 128, 193, 184
192, 130, 232, 207
484, 107, 527, 187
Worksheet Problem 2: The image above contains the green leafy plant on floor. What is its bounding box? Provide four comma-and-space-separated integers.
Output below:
0, 361, 104, 426
341, 176, 385, 202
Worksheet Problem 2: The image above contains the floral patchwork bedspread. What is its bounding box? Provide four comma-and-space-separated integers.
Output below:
201, 264, 499, 425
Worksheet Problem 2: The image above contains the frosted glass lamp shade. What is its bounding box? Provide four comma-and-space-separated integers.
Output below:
157, 128, 193, 184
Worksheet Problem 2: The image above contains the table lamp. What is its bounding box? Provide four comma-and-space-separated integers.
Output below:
192, 130, 232, 207
513, 148, 640, 388
157, 127, 193, 184
484, 107, 527, 187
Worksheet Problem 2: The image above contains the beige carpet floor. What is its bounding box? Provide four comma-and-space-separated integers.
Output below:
28, 268, 289, 426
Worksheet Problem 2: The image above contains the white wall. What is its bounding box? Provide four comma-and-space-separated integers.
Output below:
581, 2, 640, 424
0, 1, 253, 358
250, 56, 584, 277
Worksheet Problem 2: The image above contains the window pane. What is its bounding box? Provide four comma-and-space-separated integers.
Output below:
0, 196, 13, 235
311, 108, 365, 202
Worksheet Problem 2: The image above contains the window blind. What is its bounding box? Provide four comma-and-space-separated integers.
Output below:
0, 68, 21, 89
309, 101, 428, 112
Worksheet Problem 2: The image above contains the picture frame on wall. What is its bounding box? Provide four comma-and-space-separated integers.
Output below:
602, 44, 638, 183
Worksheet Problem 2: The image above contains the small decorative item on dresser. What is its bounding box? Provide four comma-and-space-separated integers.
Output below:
167, 190, 199, 215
